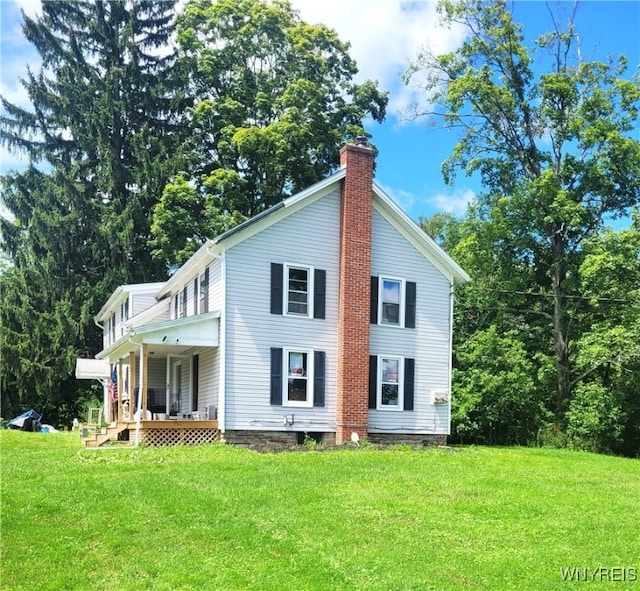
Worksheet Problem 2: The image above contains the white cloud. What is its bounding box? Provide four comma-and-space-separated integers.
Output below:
290, 0, 466, 118
427, 187, 475, 216
378, 183, 416, 214
12, 0, 41, 17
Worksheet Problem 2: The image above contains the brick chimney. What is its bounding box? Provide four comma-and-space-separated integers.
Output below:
336, 138, 374, 445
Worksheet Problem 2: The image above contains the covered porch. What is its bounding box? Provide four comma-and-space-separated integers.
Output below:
83, 419, 221, 448
88, 312, 221, 446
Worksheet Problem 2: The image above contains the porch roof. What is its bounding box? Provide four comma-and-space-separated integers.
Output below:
96, 311, 220, 362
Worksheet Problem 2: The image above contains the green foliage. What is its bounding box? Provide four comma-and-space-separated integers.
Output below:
0, 1, 180, 425
150, 0, 388, 268
452, 327, 546, 445
566, 382, 624, 454
409, 0, 640, 455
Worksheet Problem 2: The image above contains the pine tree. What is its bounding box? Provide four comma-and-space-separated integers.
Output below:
0, 1, 181, 425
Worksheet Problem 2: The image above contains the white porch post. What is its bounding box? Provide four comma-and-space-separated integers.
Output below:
117, 360, 124, 423
128, 351, 135, 422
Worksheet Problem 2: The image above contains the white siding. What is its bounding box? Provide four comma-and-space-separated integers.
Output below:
197, 347, 219, 418
131, 292, 157, 317
369, 207, 451, 434
224, 190, 341, 432
208, 259, 223, 312
167, 259, 223, 321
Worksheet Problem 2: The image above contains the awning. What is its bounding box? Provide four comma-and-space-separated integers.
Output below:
75, 358, 111, 380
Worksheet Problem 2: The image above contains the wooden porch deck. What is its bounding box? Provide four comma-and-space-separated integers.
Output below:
84, 419, 220, 448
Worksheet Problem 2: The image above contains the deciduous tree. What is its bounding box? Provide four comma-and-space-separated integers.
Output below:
150, 0, 388, 267
406, 0, 640, 423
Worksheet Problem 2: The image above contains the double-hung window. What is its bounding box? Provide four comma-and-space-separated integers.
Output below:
286, 265, 311, 316
380, 356, 402, 407
371, 276, 416, 328
285, 350, 311, 406
199, 268, 209, 314
270, 263, 326, 319
193, 278, 199, 315
369, 355, 415, 411
179, 286, 187, 318
120, 299, 129, 336
380, 278, 402, 326
270, 348, 326, 408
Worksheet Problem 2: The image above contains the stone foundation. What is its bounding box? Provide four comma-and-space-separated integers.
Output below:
222, 430, 444, 449
367, 433, 447, 447
223, 430, 336, 449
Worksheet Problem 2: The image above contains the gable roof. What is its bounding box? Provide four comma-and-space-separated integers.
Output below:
96, 283, 166, 323
157, 169, 469, 298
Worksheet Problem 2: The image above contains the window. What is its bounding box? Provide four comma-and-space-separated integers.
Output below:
380, 356, 402, 408
286, 350, 310, 405
199, 268, 209, 314
109, 314, 116, 343
370, 276, 416, 328
120, 299, 129, 336
179, 286, 187, 318
271, 263, 325, 319
270, 348, 325, 408
286, 265, 312, 316
369, 355, 415, 411
381, 278, 402, 325
193, 278, 198, 315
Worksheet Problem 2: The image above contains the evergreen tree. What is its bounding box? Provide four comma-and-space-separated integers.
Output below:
0, 1, 180, 425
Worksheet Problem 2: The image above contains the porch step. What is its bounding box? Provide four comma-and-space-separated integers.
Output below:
84, 423, 129, 448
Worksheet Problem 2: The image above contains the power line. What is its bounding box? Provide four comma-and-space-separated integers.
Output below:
464, 286, 636, 304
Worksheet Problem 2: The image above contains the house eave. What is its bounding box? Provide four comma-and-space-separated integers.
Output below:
156, 241, 219, 300
372, 182, 471, 285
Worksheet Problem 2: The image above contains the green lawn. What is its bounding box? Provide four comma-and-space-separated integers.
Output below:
1, 432, 639, 590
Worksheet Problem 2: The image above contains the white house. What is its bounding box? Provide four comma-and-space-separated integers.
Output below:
80, 141, 469, 447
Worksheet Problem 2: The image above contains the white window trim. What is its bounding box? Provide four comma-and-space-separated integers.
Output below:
283, 347, 314, 408
283, 263, 314, 319
377, 354, 404, 411
378, 276, 405, 328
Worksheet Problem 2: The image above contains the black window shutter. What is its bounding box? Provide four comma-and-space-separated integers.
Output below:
369, 355, 377, 409
271, 263, 283, 315
270, 348, 283, 405
370, 276, 379, 324
405, 282, 417, 329
203, 267, 209, 313
314, 269, 326, 319
313, 351, 325, 407
404, 358, 415, 411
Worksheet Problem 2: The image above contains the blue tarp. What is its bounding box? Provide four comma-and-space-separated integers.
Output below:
6, 409, 42, 431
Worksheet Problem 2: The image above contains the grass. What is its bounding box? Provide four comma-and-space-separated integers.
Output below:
1, 432, 639, 590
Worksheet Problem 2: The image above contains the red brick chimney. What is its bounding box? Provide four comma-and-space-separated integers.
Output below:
336, 138, 374, 445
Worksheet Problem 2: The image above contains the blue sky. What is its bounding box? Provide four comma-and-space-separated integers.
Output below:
1, 0, 639, 223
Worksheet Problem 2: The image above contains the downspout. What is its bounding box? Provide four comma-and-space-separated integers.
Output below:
206, 246, 226, 435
